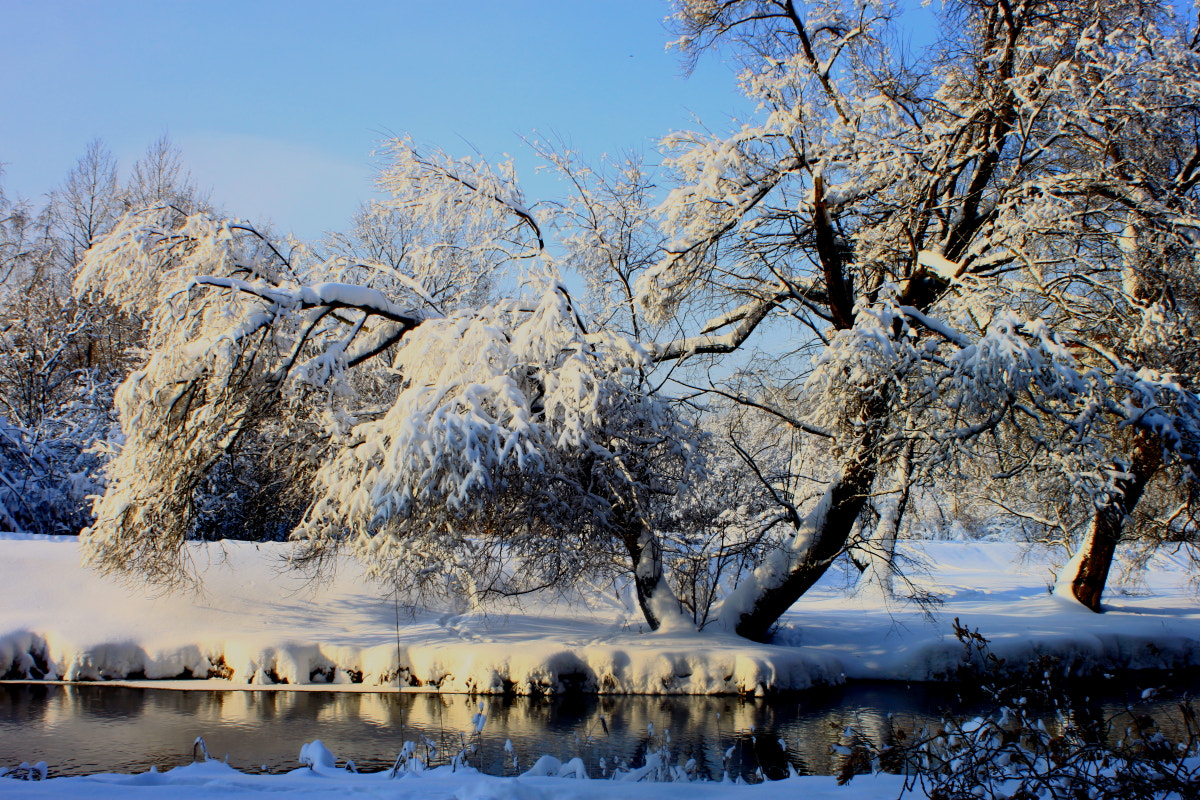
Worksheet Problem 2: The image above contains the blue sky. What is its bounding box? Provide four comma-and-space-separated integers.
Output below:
1, 1, 747, 239
1, 1, 938, 240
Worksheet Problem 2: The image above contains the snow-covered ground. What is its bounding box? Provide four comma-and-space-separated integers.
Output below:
1, 753, 913, 800
2, 535, 1199, 798
2, 535, 1198, 694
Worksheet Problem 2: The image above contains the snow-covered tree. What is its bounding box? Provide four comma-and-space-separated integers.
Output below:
639, 0, 1200, 630
76, 0, 1200, 637
73, 124, 799, 630
0, 138, 209, 536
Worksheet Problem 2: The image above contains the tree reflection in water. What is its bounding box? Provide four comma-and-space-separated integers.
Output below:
2, 677, 1196, 780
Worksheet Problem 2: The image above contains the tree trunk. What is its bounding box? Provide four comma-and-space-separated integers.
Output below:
1057, 429, 1161, 612
620, 512, 687, 631
735, 453, 879, 640
857, 441, 914, 600
716, 392, 889, 641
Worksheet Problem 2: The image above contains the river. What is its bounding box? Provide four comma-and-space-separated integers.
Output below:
3, 674, 1197, 781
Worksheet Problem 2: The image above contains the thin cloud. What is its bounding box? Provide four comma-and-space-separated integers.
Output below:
176, 132, 374, 240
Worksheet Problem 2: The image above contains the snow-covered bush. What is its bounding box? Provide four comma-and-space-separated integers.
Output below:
887, 706, 1200, 800
0, 383, 113, 536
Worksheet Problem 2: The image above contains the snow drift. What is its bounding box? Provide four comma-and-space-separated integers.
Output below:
2, 535, 1199, 693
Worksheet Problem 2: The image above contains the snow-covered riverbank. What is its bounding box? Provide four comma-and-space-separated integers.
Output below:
3, 536, 1198, 693
1, 755, 914, 800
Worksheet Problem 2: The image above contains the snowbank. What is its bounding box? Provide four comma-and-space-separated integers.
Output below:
0, 747, 914, 800
1, 536, 1198, 693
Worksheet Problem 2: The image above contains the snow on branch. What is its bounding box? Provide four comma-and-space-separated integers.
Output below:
646, 293, 778, 362
77, 207, 702, 598
190, 276, 425, 329
73, 210, 433, 586
292, 285, 702, 598
376, 139, 547, 263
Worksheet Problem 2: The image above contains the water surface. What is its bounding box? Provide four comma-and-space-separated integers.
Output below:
1, 677, 1195, 780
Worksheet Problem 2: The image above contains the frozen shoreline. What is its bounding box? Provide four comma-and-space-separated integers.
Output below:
3, 536, 1199, 695
4, 536, 1200, 798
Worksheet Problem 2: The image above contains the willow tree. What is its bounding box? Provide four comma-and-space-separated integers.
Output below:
74, 142, 770, 632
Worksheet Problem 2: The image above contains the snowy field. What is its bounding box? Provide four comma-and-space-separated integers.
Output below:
3, 535, 1199, 798
2, 535, 1199, 693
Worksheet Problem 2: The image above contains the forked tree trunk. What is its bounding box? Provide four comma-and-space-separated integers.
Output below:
1057, 429, 1161, 612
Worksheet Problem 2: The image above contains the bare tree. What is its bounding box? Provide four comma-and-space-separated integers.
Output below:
125, 134, 211, 214
51, 139, 120, 271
